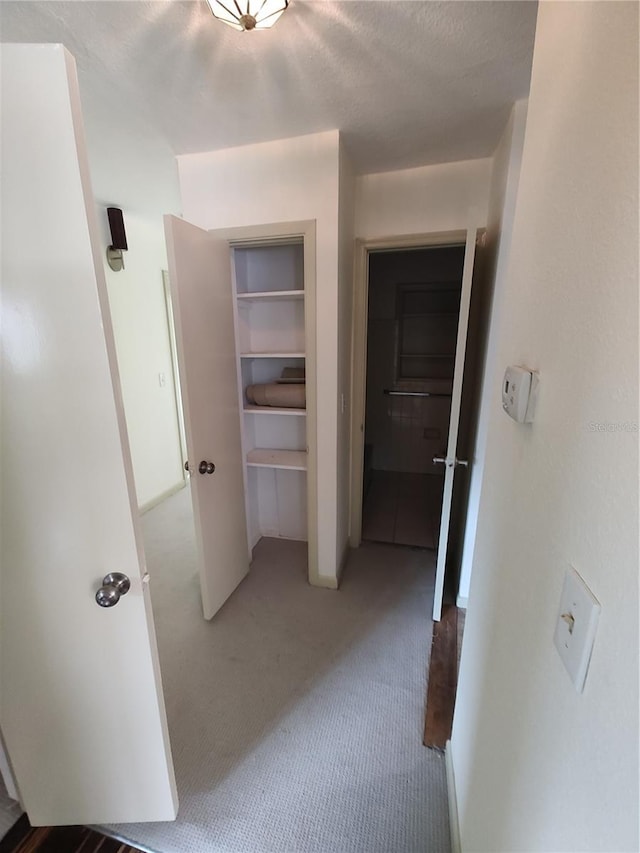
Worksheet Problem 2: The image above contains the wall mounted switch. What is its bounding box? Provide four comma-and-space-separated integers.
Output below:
502, 365, 539, 423
553, 566, 600, 693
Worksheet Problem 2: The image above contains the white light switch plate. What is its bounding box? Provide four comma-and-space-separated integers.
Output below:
554, 567, 600, 693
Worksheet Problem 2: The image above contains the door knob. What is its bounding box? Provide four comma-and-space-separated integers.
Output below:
432, 456, 469, 468
199, 460, 215, 475
95, 572, 131, 608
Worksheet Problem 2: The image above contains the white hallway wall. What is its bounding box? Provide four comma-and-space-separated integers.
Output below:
80, 78, 184, 509
451, 3, 639, 851
355, 157, 491, 241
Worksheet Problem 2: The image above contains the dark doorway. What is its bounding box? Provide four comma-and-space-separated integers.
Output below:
361, 245, 465, 550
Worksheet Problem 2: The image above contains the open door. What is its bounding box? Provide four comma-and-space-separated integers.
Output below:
1, 45, 177, 825
432, 228, 479, 621
164, 216, 249, 620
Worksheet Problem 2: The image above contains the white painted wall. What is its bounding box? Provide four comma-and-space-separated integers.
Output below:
451, 3, 639, 850
177, 131, 342, 585
336, 140, 356, 571
355, 158, 491, 240
80, 80, 185, 509
456, 99, 528, 606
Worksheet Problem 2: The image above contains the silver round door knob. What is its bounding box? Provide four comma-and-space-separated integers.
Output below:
95, 572, 131, 608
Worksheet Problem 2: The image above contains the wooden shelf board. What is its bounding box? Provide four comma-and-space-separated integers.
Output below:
246, 449, 307, 471
244, 406, 306, 417
237, 289, 304, 301
240, 352, 305, 359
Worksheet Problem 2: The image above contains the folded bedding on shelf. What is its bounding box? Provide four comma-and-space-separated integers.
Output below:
246, 383, 306, 409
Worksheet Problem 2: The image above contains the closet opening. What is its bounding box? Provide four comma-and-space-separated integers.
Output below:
233, 240, 310, 554
361, 245, 465, 552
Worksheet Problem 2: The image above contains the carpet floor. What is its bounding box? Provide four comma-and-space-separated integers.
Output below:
106, 487, 450, 853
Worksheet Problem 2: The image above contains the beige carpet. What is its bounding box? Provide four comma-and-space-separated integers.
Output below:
106, 487, 450, 853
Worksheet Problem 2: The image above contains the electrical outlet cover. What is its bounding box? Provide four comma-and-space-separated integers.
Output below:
553, 567, 601, 693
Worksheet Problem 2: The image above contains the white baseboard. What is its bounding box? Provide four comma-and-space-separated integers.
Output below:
456, 594, 468, 610
445, 740, 461, 853
139, 479, 186, 515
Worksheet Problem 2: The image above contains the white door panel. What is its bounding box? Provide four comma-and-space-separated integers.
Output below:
1, 45, 177, 824
432, 229, 478, 621
164, 216, 249, 620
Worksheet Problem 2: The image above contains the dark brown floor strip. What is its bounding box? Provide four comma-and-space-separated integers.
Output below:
0, 815, 144, 853
423, 603, 459, 750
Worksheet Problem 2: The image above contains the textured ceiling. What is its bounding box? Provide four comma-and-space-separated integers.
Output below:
0, 0, 537, 174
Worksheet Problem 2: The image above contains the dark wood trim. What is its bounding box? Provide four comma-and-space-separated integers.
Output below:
0, 813, 144, 853
423, 603, 460, 750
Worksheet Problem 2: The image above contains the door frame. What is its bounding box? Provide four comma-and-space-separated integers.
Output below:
348, 230, 468, 549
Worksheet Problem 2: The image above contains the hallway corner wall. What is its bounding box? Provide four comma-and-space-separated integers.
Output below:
81, 85, 185, 509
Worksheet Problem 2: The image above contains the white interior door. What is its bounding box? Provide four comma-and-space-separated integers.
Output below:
432, 229, 478, 621
1, 44, 177, 825
164, 216, 249, 620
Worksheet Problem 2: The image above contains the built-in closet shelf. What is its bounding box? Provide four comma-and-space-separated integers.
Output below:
244, 406, 306, 417
246, 448, 307, 471
240, 352, 305, 359
237, 289, 305, 301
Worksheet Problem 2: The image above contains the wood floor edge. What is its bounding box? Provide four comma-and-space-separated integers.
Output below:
0, 814, 148, 853
423, 603, 459, 749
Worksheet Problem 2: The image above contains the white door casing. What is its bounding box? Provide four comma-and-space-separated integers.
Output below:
432, 228, 478, 621
1, 44, 177, 825
164, 216, 249, 620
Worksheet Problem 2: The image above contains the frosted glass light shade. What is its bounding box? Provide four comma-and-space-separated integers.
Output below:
206, 0, 289, 31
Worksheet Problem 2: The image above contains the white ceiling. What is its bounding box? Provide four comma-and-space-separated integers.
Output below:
1, 0, 537, 174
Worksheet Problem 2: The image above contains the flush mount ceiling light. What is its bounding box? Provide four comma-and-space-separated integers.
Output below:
206, 0, 289, 31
